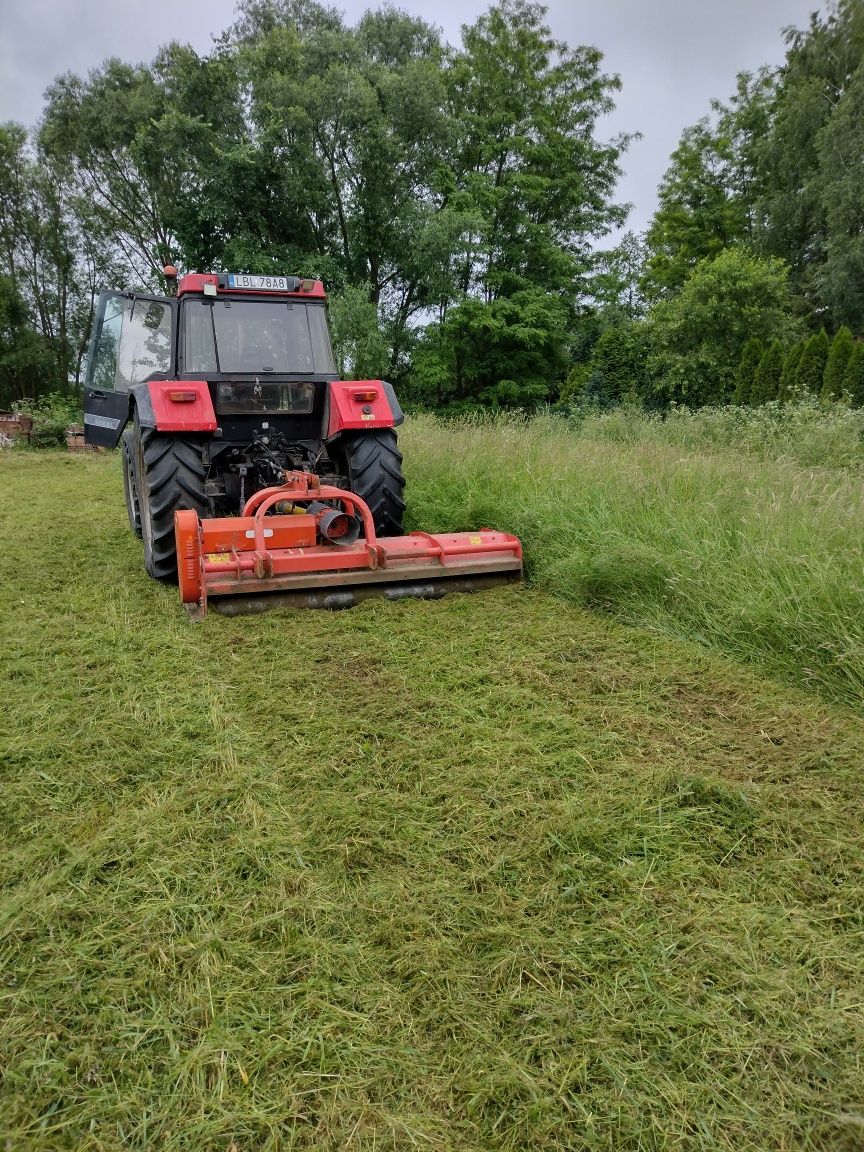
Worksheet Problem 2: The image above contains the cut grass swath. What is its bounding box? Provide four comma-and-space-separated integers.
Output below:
1, 440, 863, 1150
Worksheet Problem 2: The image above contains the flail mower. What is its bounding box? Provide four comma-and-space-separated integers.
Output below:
83, 269, 521, 617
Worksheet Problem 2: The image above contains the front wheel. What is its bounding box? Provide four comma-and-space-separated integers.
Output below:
339, 429, 406, 538
131, 413, 208, 582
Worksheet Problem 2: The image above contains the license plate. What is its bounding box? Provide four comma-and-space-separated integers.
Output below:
228, 274, 291, 291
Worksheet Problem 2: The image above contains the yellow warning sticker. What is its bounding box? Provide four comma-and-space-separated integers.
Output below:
206, 553, 233, 565
469, 535, 483, 545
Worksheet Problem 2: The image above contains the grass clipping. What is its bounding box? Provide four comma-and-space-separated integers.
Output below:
1, 437, 864, 1150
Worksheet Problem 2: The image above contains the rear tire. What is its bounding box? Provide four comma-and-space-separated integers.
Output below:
340, 429, 406, 538
132, 412, 208, 582
121, 429, 142, 538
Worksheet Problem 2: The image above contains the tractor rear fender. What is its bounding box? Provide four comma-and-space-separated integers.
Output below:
84, 380, 217, 448
133, 380, 217, 434
325, 379, 404, 441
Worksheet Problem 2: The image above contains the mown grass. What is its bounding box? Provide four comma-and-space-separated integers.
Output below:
402, 406, 864, 708
1, 443, 864, 1151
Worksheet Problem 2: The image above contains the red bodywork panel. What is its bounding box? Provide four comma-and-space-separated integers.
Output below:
177, 273, 327, 299
174, 472, 523, 619
327, 380, 395, 436
149, 380, 217, 433
177, 273, 219, 296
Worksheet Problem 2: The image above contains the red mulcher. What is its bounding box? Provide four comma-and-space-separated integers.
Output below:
83, 269, 522, 617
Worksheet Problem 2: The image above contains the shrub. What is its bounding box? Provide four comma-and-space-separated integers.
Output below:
778, 341, 804, 402
646, 248, 801, 407
13, 392, 81, 448
750, 340, 784, 405
844, 343, 864, 407
731, 337, 763, 405
821, 325, 854, 400
795, 329, 830, 394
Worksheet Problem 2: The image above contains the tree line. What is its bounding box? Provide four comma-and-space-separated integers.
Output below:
2, 0, 864, 412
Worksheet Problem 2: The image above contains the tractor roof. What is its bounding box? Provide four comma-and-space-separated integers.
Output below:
177, 273, 327, 300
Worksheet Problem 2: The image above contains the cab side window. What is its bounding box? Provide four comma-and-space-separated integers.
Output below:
185, 302, 218, 373
115, 299, 173, 388
90, 296, 125, 389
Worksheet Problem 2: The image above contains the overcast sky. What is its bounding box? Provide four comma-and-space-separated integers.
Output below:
0, 0, 821, 236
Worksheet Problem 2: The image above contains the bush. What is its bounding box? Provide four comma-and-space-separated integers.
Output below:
731, 337, 763, 405
795, 329, 830, 394
842, 342, 864, 407
646, 248, 801, 407
822, 325, 854, 400
778, 341, 804, 402
750, 340, 784, 405
13, 392, 81, 448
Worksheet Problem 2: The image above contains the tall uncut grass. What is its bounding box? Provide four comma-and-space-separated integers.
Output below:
402, 402, 864, 707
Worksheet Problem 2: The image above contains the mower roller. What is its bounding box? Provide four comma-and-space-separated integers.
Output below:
175, 470, 522, 619
81, 267, 522, 617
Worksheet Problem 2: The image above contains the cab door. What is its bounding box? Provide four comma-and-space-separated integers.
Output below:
83, 291, 176, 448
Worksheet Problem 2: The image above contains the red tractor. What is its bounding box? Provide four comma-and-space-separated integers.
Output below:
84, 270, 405, 581
84, 269, 520, 617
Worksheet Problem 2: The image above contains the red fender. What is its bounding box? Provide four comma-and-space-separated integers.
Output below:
148, 380, 217, 433
326, 380, 398, 437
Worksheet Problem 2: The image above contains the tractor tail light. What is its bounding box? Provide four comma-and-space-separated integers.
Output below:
352, 390, 378, 402
168, 390, 199, 403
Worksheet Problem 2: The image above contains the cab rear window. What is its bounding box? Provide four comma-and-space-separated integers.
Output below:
184, 300, 336, 375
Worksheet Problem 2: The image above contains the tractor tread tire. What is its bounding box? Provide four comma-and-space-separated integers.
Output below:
343, 429, 406, 538
135, 416, 208, 583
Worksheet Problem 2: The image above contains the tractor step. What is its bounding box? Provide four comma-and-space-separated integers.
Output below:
175, 471, 522, 620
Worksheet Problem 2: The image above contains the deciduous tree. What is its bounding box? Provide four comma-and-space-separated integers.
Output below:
646, 248, 800, 407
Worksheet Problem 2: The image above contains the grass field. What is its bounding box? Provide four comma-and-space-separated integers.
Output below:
406, 406, 864, 708
1, 413, 863, 1151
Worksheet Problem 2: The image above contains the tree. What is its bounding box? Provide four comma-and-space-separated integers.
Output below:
795, 329, 830, 394
731, 336, 764, 405
590, 232, 647, 320
21, 0, 635, 405
751, 340, 784, 405
579, 322, 647, 406
0, 275, 55, 404
817, 61, 864, 331
0, 122, 110, 394
409, 288, 569, 410
40, 47, 245, 287
842, 341, 864, 406
449, 0, 631, 305
328, 282, 389, 379
756, 2, 864, 310
821, 325, 854, 400
778, 340, 805, 401
646, 248, 801, 407
643, 70, 774, 299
